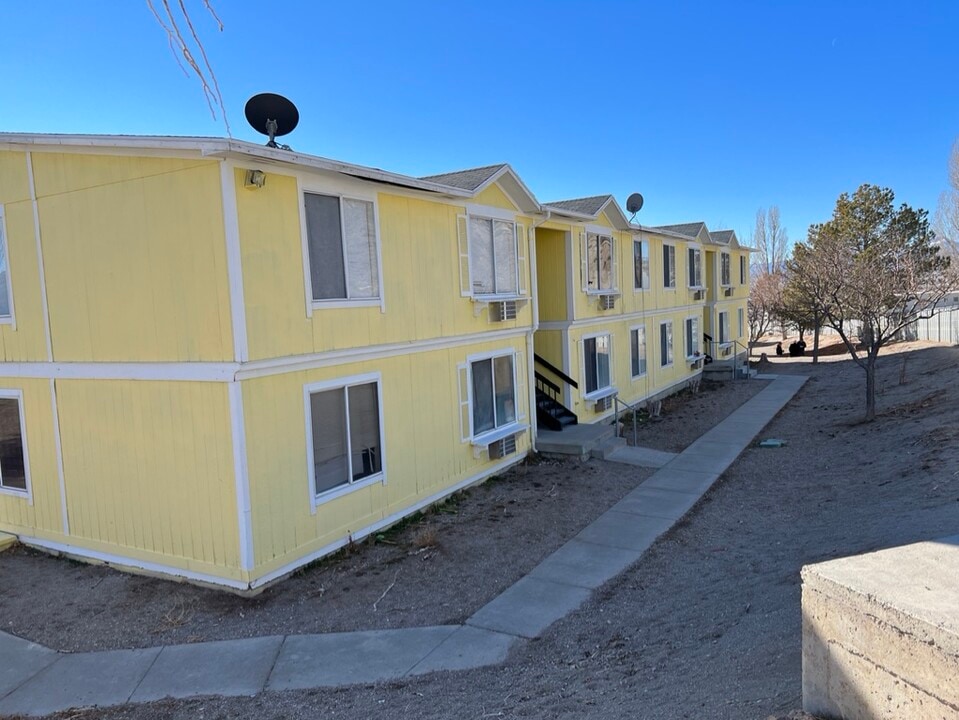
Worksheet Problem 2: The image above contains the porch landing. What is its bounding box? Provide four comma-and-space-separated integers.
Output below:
537, 423, 618, 459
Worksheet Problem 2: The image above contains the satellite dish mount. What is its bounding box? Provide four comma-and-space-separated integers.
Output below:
626, 192, 645, 223
245, 93, 299, 150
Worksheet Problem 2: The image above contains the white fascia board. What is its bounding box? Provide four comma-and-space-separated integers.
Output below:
629, 224, 696, 242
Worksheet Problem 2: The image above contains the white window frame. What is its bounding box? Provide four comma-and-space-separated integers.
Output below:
582, 331, 615, 400
629, 324, 647, 379
719, 311, 730, 345
659, 320, 674, 367
304, 372, 387, 512
662, 243, 676, 289
720, 251, 732, 287
463, 348, 527, 445
0, 389, 32, 502
687, 245, 703, 289
582, 226, 619, 295
461, 204, 526, 302
298, 179, 385, 315
0, 206, 15, 327
738, 307, 745, 339
684, 315, 701, 359
739, 255, 747, 285
633, 237, 650, 291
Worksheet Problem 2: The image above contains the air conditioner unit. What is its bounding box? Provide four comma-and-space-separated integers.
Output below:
692, 289, 704, 301
723, 287, 733, 297
487, 434, 517, 459
599, 294, 616, 310
489, 300, 518, 322
594, 396, 613, 412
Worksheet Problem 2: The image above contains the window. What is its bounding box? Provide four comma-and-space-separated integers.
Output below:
660, 321, 673, 367
0, 206, 12, 321
630, 326, 647, 378
633, 239, 649, 290
307, 378, 383, 500
0, 393, 28, 495
738, 308, 744, 338
688, 247, 702, 288
304, 192, 379, 302
685, 317, 700, 357
663, 245, 676, 288
584, 335, 612, 394
721, 252, 731, 286
719, 311, 729, 344
471, 354, 517, 436
739, 255, 747, 285
585, 232, 615, 292
469, 216, 518, 296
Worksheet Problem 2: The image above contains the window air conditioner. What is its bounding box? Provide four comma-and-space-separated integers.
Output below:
488, 434, 517, 459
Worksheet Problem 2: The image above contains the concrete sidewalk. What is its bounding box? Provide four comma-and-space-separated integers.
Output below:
0, 374, 806, 717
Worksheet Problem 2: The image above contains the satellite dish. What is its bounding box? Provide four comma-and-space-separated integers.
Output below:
245, 93, 299, 149
626, 192, 645, 215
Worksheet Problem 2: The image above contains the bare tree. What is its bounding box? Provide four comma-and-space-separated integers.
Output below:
751, 206, 789, 275
796, 184, 957, 421
934, 139, 959, 258
147, 0, 229, 133
781, 241, 832, 363
747, 270, 783, 345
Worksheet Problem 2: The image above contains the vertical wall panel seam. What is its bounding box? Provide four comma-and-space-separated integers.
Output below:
25, 152, 53, 361
49, 378, 69, 535
220, 160, 248, 363
229, 381, 254, 572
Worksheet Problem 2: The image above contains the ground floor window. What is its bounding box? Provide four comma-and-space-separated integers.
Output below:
685, 317, 700, 357
630, 326, 647, 378
0, 393, 28, 494
719, 311, 729, 344
471, 354, 516, 435
584, 335, 611, 394
307, 378, 383, 498
738, 308, 744, 338
660, 321, 673, 367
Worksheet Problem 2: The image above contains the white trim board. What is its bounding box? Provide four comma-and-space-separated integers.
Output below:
26, 153, 53, 361
228, 382, 253, 571
219, 160, 249, 363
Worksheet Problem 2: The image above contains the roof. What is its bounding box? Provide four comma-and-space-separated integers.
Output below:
710, 230, 735, 245
651, 222, 707, 239
543, 195, 615, 217
419, 164, 507, 191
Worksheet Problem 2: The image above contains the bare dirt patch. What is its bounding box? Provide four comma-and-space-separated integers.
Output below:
9, 342, 959, 720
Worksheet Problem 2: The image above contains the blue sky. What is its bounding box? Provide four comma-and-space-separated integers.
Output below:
2, 1, 957, 245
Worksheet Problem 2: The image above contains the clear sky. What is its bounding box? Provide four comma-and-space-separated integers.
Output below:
2, 1, 957, 245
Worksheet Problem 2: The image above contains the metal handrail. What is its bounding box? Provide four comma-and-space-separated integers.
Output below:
533, 353, 579, 389
705, 338, 751, 380
534, 370, 561, 397
612, 395, 641, 446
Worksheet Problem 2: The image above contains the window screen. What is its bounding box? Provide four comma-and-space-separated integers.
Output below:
0, 213, 10, 318
304, 193, 347, 300
0, 398, 25, 491
631, 327, 646, 377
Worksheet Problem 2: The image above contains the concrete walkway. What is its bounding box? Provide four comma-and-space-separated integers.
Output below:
0, 374, 806, 717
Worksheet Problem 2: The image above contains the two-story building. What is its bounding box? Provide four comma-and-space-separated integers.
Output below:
0, 133, 751, 590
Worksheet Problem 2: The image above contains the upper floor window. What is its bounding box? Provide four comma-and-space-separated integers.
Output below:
457, 211, 527, 299
0, 393, 28, 496
663, 245, 676, 289
0, 206, 13, 321
739, 255, 747, 285
633, 239, 649, 290
306, 377, 384, 503
584, 335, 612, 395
721, 252, 731, 286
304, 192, 380, 302
688, 247, 702, 288
584, 232, 615, 292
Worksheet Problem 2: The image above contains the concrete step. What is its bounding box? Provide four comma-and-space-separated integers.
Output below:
589, 436, 626, 460
538, 423, 617, 459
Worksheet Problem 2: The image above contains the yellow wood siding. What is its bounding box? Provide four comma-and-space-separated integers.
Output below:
54, 380, 240, 577
241, 337, 530, 578
235, 168, 534, 362
32, 154, 234, 362
471, 183, 517, 211
0, 378, 63, 537
534, 228, 568, 321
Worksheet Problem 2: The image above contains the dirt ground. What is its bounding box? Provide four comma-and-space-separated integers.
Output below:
8, 340, 959, 720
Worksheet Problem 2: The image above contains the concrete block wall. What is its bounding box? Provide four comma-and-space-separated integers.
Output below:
801, 537, 959, 719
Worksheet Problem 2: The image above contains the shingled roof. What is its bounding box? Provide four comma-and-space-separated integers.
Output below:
418, 164, 507, 191
543, 195, 613, 217
651, 222, 707, 239
710, 230, 735, 245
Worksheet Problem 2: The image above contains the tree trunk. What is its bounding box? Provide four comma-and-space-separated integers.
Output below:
812, 314, 820, 364
864, 355, 877, 421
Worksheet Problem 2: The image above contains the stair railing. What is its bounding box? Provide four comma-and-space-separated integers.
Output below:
534, 370, 563, 403
612, 395, 641, 446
